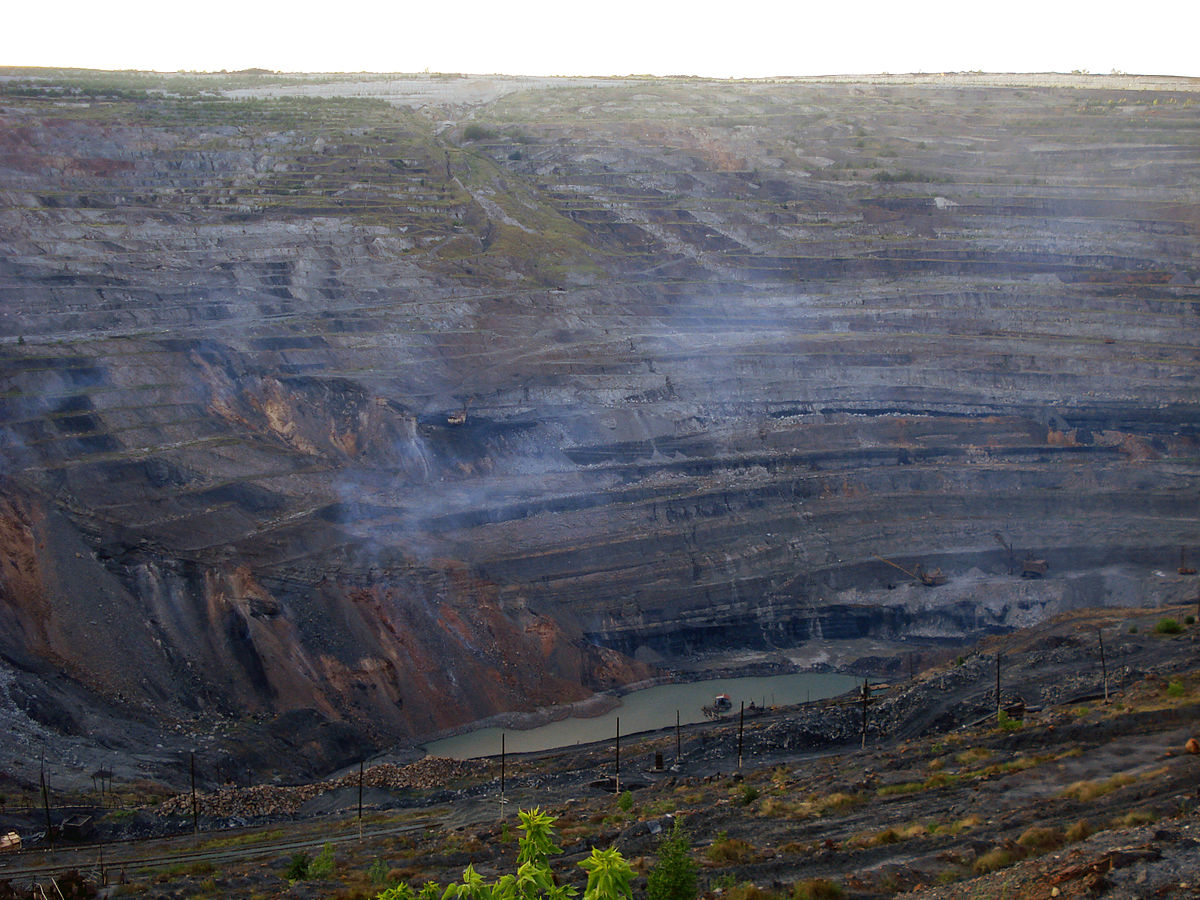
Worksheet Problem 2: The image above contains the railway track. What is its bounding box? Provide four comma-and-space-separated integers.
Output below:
0, 813, 439, 888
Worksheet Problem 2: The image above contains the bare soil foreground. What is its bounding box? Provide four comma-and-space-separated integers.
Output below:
4, 603, 1200, 899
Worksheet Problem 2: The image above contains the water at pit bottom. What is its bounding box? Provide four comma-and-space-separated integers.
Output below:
424, 671, 862, 760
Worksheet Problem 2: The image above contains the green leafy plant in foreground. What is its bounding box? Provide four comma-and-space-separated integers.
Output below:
377, 808, 633, 900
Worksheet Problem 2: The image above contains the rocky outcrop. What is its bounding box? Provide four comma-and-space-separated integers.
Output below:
0, 71, 1197, 779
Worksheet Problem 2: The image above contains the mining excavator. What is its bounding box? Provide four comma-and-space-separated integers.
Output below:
1020, 556, 1049, 578
1180, 547, 1197, 576
994, 533, 1048, 578
873, 554, 948, 587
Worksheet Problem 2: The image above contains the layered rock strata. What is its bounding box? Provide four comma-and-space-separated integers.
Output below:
0, 71, 1197, 776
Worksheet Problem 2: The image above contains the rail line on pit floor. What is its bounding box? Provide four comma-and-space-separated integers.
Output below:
0, 815, 438, 888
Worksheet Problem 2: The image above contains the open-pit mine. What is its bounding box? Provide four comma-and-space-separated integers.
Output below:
0, 69, 1197, 788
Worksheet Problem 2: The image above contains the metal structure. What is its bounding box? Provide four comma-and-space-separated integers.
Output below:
873, 554, 948, 587
1020, 556, 1049, 578
1179, 547, 1196, 576
996, 533, 1047, 578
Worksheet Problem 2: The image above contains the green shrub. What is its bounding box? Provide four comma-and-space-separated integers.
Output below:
286, 851, 311, 881
792, 879, 844, 900
647, 818, 697, 900
1186, 616, 1196, 626
617, 790, 633, 812
738, 784, 759, 806
368, 858, 390, 886
1167, 680, 1186, 697
1155, 618, 1183, 635
308, 842, 336, 878
997, 709, 1022, 732
463, 124, 496, 141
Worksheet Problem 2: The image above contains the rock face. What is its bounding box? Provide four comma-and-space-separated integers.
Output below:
0, 71, 1197, 777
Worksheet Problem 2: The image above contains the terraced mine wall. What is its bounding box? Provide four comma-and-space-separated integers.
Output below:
0, 70, 1197, 778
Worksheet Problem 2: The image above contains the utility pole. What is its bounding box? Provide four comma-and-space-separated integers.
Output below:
860, 679, 871, 749
358, 760, 364, 841
995, 654, 1002, 722
1098, 629, 1108, 703
675, 710, 681, 760
499, 733, 508, 821
190, 752, 198, 836
615, 717, 621, 795
40, 747, 52, 845
737, 701, 745, 770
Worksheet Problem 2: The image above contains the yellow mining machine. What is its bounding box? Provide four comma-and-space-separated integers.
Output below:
995, 533, 1048, 578
873, 554, 948, 587
1180, 547, 1197, 576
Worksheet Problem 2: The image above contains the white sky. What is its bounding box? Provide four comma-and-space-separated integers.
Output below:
4, 0, 1198, 78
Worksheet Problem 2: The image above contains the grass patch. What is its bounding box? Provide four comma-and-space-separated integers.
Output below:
808, 792, 863, 815
876, 780, 925, 798
1066, 819, 1094, 842
791, 878, 845, 900
973, 847, 1017, 875
847, 822, 926, 850
1112, 809, 1157, 828
705, 834, 757, 865
198, 828, 284, 851
1017, 825, 1064, 854
724, 884, 779, 900
931, 815, 980, 836
1060, 773, 1136, 802
955, 747, 992, 766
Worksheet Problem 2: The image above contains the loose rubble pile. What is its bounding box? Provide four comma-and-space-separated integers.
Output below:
156, 757, 484, 819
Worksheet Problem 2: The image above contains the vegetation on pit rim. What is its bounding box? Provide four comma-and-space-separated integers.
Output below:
372, 808, 633, 900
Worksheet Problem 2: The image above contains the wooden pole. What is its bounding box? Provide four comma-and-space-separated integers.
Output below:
358, 760, 364, 840
40, 748, 52, 844
995, 654, 1002, 722
675, 710, 681, 760
615, 717, 620, 795
1098, 629, 1109, 703
860, 679, 869, 749
498, 733, 508, 822
737, 701, 744, 770
190, 752, 198, 836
